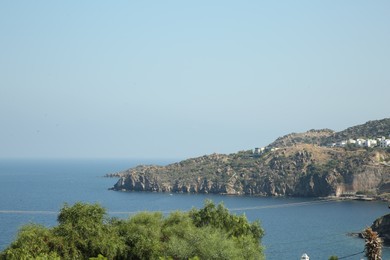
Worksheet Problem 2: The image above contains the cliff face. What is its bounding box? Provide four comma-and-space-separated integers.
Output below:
110, 119, 390, 198
111, 145, 390, 198
371, 214, 390, 245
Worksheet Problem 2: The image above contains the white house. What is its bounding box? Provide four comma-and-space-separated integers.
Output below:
254, 147, 265, 155
365, 139, 377, 147
337, 140, 347, 147
356, 139, 366, 147
324, 137, 388, 149
380, 137, 390, 148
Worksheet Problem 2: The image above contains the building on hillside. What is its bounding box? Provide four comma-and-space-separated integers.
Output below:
356, 139, 366, 147
379, 137, 390, 148
326, 137, 388, 148
336, 140, 347, 147
364, 139, 377, 147
254, 147, 265, 155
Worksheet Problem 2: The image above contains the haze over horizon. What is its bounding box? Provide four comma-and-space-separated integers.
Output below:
1, 1, 389, 159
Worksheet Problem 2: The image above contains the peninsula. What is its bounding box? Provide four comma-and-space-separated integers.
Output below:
108, 118, 390, 199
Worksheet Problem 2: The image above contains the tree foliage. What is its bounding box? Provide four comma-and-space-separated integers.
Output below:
189, 200, 264, 240
363, 227, 382, 260
0, 201, 264, 260
52, 202, 125, 259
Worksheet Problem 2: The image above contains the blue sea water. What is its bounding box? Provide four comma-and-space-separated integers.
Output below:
0, 158, 389, 260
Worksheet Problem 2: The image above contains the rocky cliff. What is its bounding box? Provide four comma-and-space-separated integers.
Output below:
109, 119, 390, 198
371, 214, 390, 245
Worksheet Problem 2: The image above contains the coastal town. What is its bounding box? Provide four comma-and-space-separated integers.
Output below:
327, 136, 390, 148
254, 135, 390, 156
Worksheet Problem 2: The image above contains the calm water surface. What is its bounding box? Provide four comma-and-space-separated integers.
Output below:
0, 159, 389, 259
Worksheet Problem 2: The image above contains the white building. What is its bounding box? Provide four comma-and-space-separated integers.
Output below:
365, 139, 377, 147
337, 140, 347, 147
380, 137, 390, 148
325, 137, 388, 148
254, 147, 265, 155
356, 139, 366, 147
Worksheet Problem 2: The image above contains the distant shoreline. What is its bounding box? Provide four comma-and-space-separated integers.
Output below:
108, 184, 389, 202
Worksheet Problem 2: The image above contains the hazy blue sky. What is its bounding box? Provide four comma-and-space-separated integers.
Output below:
1, 1, 389, 159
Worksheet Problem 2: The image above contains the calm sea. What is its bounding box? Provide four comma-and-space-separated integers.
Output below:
0, 159, 389, 260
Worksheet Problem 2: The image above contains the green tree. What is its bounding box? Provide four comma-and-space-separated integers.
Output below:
1, 201, 265, 260
117, 212, 164, 260
53, 202, 125, 259
189, 200, 264, 240
189, 200, 264, 260
0, 224, 60, 260
161, 211, 263, 260
0, 203, 124, 260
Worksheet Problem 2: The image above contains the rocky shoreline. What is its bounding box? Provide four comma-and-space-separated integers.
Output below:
107, 119, 390, 199
107, 145, 390, 199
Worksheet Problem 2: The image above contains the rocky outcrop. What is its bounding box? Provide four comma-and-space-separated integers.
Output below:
371, 214, 390, 245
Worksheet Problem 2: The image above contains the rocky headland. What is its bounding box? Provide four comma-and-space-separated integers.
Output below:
371, 213, 390, 245
108, 118, 390, 199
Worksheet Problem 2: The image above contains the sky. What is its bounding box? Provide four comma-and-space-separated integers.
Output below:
0, 1, 389, 159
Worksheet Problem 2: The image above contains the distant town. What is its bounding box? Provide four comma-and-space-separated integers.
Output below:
254, 135, 390, 155
327, 136, 390, 148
